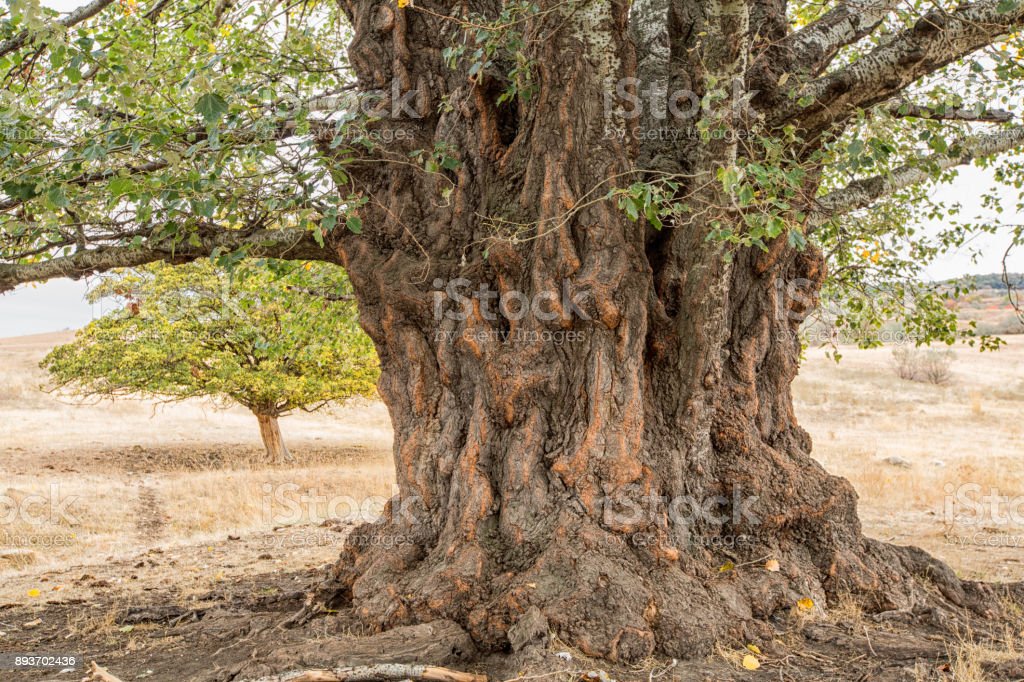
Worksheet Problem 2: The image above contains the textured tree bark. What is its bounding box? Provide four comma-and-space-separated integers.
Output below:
297, 0, 1001, 662
257, 412, 293, 464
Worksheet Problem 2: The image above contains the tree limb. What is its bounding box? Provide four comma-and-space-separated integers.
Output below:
0, 0, 117, 59
242, 664, 488, 682
1001, 225, 1024, 322
285, 285, 355, 301
0, 160, 170, 213
0, 227, 334, 294
772, 0, 1024, 131
811, 125, 1024, 226
783, 0, 901, 77
879, 98, 1014, 123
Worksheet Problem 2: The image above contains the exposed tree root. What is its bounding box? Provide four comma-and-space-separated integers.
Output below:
290, 510, 1024, 666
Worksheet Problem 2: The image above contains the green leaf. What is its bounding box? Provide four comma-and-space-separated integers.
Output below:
787, 229, 807, 250
195, 93, 229, 125
346, 215, 363, 234
737, 185, 755, 206
645, 204, 663, 230
109, 177, 135, 197
621, 196, 639, 221
82, 143, 106, 162
3, 180, 39, 201
46, 185, 69, 208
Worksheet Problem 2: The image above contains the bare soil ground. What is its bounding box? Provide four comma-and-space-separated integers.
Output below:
1, 332, 1024, 680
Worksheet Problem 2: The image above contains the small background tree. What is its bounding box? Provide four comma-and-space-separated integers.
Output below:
42, 260, 379, 463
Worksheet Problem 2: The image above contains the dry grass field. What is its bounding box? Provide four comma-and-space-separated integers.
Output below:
1, 331, 1023, 680
795, 337, 1024, 582
1, 331, 1021, 590
0, 332, 396, 583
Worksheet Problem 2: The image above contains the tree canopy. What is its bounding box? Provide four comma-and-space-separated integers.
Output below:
41, 260, 379, 460
0, 0, 1023, 348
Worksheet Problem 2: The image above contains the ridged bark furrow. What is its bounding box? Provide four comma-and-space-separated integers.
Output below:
295, 0, 1001, 662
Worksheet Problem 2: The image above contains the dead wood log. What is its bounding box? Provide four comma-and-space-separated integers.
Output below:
81, 662, 125, 682
243, 664, 488, 682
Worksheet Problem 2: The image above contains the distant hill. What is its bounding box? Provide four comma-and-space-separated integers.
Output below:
948, 272, 1024, 290
941, 273, 1023, 335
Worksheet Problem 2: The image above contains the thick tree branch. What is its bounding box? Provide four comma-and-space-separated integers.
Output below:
285, 285, 355, 301
0, 0, 117, 59
0, 227, 333, 294
242, 664, 487, 682
772, 0, 1024, 131
811, 125, 1024, 225
784, 0, 901, 77
879, 98, 1014, 123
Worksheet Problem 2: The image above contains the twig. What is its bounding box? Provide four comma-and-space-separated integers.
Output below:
863, 626, 877, 657
649, 659, 677, 681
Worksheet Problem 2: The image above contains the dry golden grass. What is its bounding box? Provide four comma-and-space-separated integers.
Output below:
1, 463, 395, 571
2, 332, 1023, 591
942, 624, 1024, 682
1, 331, 396, 581
794, 337, 1024, 581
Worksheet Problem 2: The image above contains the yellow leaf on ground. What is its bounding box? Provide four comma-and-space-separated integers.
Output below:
746, 643, 761, 655
764, 559, 780, 572
797, 597, 814, 611
27, 589, 40, 598
719, 561, 735, 573
397, 0, 410, 7
741, 654, 760, 670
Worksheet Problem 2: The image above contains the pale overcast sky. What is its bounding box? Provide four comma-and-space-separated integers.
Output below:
1, 0, 1023, 337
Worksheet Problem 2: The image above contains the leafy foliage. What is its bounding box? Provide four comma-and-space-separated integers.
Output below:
439, 1, 539, 105
0, 0, 360, 267
2, 0, 1024, 356
41, 260, 379, 416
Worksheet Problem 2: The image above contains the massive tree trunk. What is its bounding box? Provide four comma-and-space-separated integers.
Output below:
302, 0, 998, 662
256, 412, 293, 464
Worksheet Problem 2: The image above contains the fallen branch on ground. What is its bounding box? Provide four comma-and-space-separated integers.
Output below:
81, 662, 125, 682
243, 664, 488, 682
80, 661, 486, 682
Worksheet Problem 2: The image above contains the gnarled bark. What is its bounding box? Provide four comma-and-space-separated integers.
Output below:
285, 0, 1011, 663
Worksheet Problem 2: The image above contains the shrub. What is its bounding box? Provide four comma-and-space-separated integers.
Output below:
891, 347, 955, 385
